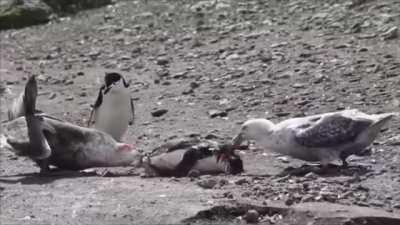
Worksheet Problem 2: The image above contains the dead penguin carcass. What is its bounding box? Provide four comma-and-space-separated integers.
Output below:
2, 76, 142, 174
143, 138, 244, 177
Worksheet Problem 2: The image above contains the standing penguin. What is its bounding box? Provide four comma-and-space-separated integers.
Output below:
87, 72, 135, 141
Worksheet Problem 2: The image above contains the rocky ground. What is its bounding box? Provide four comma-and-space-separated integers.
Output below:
1, 0, 400, 224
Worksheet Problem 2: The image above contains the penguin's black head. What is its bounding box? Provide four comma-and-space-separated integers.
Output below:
104, 72, 129, 88
217, 143, 244, 174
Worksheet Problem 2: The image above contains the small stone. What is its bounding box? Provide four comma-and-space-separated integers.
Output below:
88, 50, 101, 58
49, 92, 57, 99
151, 109, 168, 117
208, 110, 227, 118
241, 85, 256, 92
243, 209, 259, 223
188, 170, 200, 178
156, 68, 169, 77
235, 178, 249, 185
370, 200, 384, 207
190, 82, 200, 89
381, 26, 398, 40
259, 51, 273, 63
64, 79, 74, 85
275, 112, 290, 117
241, 191, 252, 197
226, 53, 240, 60
277, 156, 290, 163
77, 71, 85, 76
65, 96, 74, 101
182, 89, 194, 95
223, 191, 234, 199
292, 83, 305, 88
219, 179, 229, 186
172, 71, 188, 79
197, 178, 217, 189
304, 172, 318, 180
298, 52, 312, 58
156, 56, 170, 66
204, 133, 220, 140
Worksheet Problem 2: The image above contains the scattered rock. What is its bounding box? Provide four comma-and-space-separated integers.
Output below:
43, 0, 111, 14
49, 92, 57, 99
235, 178, 249, 185
204, 133, 220, 140
292, 83, 306, 89
275, 112, 290, 117
188, 170, 200, 178
182, 88, 194, 95
243, 209, 259, 223
151, 109, 168, 117
156, 56, 170, 66
208, 110, 227, 118
277, 156, 290, 163
190, 82, 200, 89
0, 0, 52, 30
381, 26, 398, 40
197, 178, 217, 189
63, 79, 74, 85
156, 68, 169, 77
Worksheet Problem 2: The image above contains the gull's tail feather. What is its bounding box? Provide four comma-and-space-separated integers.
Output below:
362, 112, 397, 143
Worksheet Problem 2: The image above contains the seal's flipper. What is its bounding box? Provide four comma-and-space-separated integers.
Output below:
23, 76, 38, 115
23, 76, 52, 160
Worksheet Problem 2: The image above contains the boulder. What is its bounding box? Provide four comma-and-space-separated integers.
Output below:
0, 0, 52, 30
0, 0, 113, 30
42, 0, 111, 14
185, 201, 400, 225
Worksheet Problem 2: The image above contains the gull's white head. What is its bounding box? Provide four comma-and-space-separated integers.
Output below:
232, 118, 275, 146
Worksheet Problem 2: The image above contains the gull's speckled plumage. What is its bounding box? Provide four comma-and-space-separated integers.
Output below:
233, 109, 397, 166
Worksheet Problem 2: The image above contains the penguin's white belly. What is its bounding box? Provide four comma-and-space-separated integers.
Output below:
94, 93, 130, 141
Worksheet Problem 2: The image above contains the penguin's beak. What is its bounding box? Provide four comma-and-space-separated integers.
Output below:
232, 133, 244, 147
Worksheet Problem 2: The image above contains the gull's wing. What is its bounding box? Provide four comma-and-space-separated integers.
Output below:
294, 113, 372, 148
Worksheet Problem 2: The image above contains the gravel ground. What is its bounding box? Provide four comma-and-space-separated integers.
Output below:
1, 0, 400, 224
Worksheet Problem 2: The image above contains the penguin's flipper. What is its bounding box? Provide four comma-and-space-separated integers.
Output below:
87, 85, 104, 127
129, 97, 135, 126
87, 109, 96, 127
